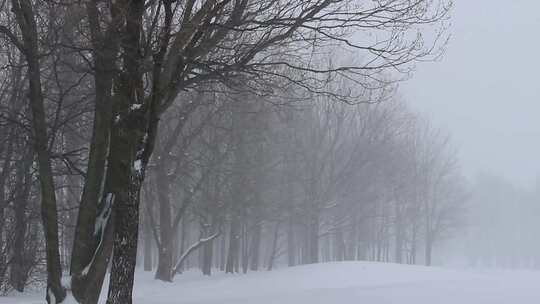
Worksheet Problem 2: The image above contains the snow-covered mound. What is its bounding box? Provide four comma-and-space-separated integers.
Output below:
2, 262, 540, 303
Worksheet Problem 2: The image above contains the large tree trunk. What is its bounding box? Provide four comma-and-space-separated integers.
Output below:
11, 0, 66, 301
106, 1, 150, 302
1, 61, 22, 283
68, 2, 119, 303
105, 99, 148, 303
70, 42, 115, 293
106, 178, 141, 304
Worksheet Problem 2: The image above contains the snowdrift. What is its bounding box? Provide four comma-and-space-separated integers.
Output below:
2, 262, 540, 303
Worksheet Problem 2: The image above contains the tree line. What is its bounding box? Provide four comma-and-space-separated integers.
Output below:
463, 173, 540, 269
138, 89, 467, 280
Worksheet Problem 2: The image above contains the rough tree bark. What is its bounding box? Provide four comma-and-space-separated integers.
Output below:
10, 0, 66, 301
70, 1, 119, 301
106, 0, 148, 303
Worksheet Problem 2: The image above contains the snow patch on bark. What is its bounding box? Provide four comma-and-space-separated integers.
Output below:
94, 193, 114, 236
134, 159, 142, 173
172, 232, 220, 275
47, 288, 55, 303
81, 193, 115, 276
61, 293, 77, 304
61, 275, 72, 290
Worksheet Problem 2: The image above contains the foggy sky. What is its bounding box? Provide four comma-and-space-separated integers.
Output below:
402, 0, 540, 187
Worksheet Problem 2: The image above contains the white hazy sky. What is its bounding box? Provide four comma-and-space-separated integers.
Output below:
402, 0, 540, 187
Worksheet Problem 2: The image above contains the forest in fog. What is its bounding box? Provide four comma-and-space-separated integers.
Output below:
1, 0, 539, 304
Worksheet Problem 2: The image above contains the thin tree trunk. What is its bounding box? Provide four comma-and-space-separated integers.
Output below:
241, 222, 249, 274
9, 147, 33, 291
154, 161, 174, 282
308, 212, 319, 264
225, 220, 240, 273
335, 228, 345, 262
179, 218, 187, 273
267, 222, 280, 271
394, 213, 403, 264
219, 231, 226, 271
287, 216, 296, 267
249, 223, 262, 271
201, 225, 214, 276
143, 209, 153, 272
425, 236, 433, 266
410, 223, 418, 265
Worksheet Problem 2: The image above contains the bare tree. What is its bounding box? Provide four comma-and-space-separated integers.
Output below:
0, 0, 452, 302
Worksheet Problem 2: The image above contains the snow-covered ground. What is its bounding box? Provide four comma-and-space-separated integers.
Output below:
2, 262, 540, 303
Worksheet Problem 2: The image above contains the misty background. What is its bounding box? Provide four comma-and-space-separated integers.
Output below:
404, 0, 540, 187
401, 0, 540, 268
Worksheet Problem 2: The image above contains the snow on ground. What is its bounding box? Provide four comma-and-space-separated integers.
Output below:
2, 262, 540, 303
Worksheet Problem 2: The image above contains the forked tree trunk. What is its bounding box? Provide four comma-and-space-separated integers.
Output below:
67, 1, 119, 302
